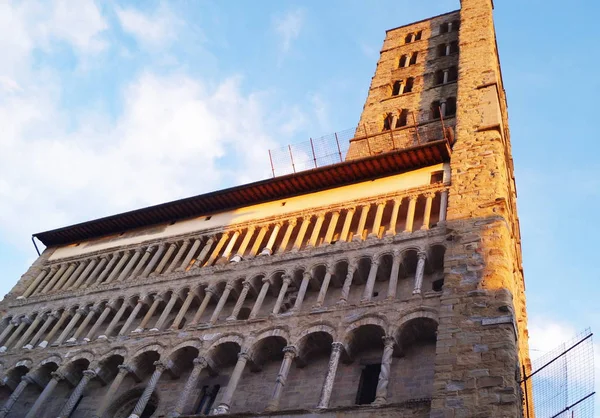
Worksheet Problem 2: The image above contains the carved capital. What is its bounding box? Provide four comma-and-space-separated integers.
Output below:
282, 274, 293, 285
193, 357, 208, 369
417, 251, 427, 261
118, 364, 134, 375
238, 352, 251, 362
146, 245, 157, 253
83, 369, 97, 378
302, 271, 312, 281
51, 371, 66, 381
283, 345, 297, 358
331, 342, 344, 353
76, 308, 88, 316
20, 316, 32, 325
382, 336, 396, 349
153, 361, 167, 373
22, 375, 36, 385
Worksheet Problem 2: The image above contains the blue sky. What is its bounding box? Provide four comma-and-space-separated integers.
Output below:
0, 0, 598, 409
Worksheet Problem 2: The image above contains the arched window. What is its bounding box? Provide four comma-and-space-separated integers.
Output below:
396, 109, 409, 128
399, 55, 408, 68
405, 33, 414, 43
415, 30, 423, 41
404, 77, 414, 93
409, 51, 418, 65
382, 113, 393, 131
392, 80, 402, 96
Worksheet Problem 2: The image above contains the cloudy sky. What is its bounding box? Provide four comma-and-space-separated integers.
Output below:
0, 0, 598, 410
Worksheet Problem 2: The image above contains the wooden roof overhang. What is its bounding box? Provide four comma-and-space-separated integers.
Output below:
34, 139, 452, 247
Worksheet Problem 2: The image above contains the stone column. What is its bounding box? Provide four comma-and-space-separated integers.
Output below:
266, 346, 297, 411
219, 231, 240, 262
317, 342, 344, 409
209, 284, 233, 324
272, 275, 292, 315
412, 251, 427, 295
249, 278, 271, 319
166, 240, 190, 274
57, 369, 96, 418
369, 201, 386, 238
404, 196, 418, 233
106, 251, 132, 284
439, 189, 448, 223
51, 263, 76, 292
152, 242, 177, 276
260, 224, 281, 256
130, 246, 155, 279
177, 239, 202, 271
119, 298, 145, 336
72, 258, 98, 289
0, 317, 30, 352
338, 263, 356, 304
0, 375, 33, 418
117, 249, 141, 281
20, 268, 49, 299
227, 281, 251, 321
374, 337, 396, 404
15, 314, 43, 349
128, 362, 166, 418
24, 371, 64, 418
277, 221, 295, 253
214, 352, 250, 415
292, 217, 311, 251
386, 198, 402, 236
152, 292, 179, 331
323, 211, 340, 244
339, 207, 356, 242
314, 270, 333, 309
168, 357, 208, 417
133, 295, 161, 333
55, 308, 85, 345
231, 228, 254, 262
307, 214, 325, 247
62, 261, 88, 290
191, 288, 216, 325
141, 244, 165, 278
361, 260, 380, 302
67, 306, 98, 343
85, 256, 108, 287
94, 254, 118, 285
85, 303, 113, 342
25, 312, 57, 349
191, 237, 215, 268
41, 264, 67, 294
93, 365, 132, 418
386, 250, 402, 300
0, 321, 15, 347
204, 233, 230, 266
353, 204, 370, 241
247, 226, 267, 257
39, 310, 70, 348
170, 289, 196, 329
101, 299, 129, 339
420, 193, 435, 230
292, 271, 311, 311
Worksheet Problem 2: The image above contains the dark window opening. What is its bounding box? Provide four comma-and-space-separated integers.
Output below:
415, 30, 422, 41
430, 171, 444, 184
404, 77, 414, 93
237, 307, 251, 320
431, 101, 441, 119
449, 41, 459, 54
405, 33, 413, 43
437, 44, 447, 57
452, 20, 460, 32
448, 66, 458, 82
409, 52, 418, 66
434, 70, 444, 85
399, 55, 408, 68
356, 364, 381, 405
446, 97, 457, 117
392, 81, 402, 96
440, 22, 449, 34
372, 291, 379, 297
196, 384, 221, 415
396, 109, 409, 128
432, 279, 444, 292
382, 113, 393, 131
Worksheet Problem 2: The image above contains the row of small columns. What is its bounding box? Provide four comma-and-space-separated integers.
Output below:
0, 334, 401, 418
21, 189, 447, 300
0, 250, 431, 353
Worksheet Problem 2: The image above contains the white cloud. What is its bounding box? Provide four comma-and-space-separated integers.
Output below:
116, 2, 180, 47
273, 9, 305, 54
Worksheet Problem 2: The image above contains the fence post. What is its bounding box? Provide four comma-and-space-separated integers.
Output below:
268, 150, 275, 178
288, 145, 296, 173
335, 133, 343, 162
310, 138, 317, 168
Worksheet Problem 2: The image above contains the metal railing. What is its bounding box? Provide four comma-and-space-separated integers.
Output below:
268, 113, 454, 177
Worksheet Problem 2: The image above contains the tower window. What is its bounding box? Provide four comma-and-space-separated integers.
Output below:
431, 100, 441, 119
382, 113, 393, 131
434, 66, 458, 85
409, 52, 418, 65
431, 98, 456, 119
440, 22, 449, 34
355, 364, 381, 405
430, 170, 444, 184
449, 41, 459, 54
404, 77, 414, 93
415, 30, 422, 41
392, 80, 402, 96
437, 41, 459, 57
440, 21, 459, 34
405, 33, 414, 43
434, 70, 444, 85
446, 97, 457, 116
448, 66, 458, 82
405, 31, 422, 44
399, 55, 408, 68
396, 109, 409, 128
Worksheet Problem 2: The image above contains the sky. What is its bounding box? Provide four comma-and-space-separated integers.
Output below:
0, 0, 598, 412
